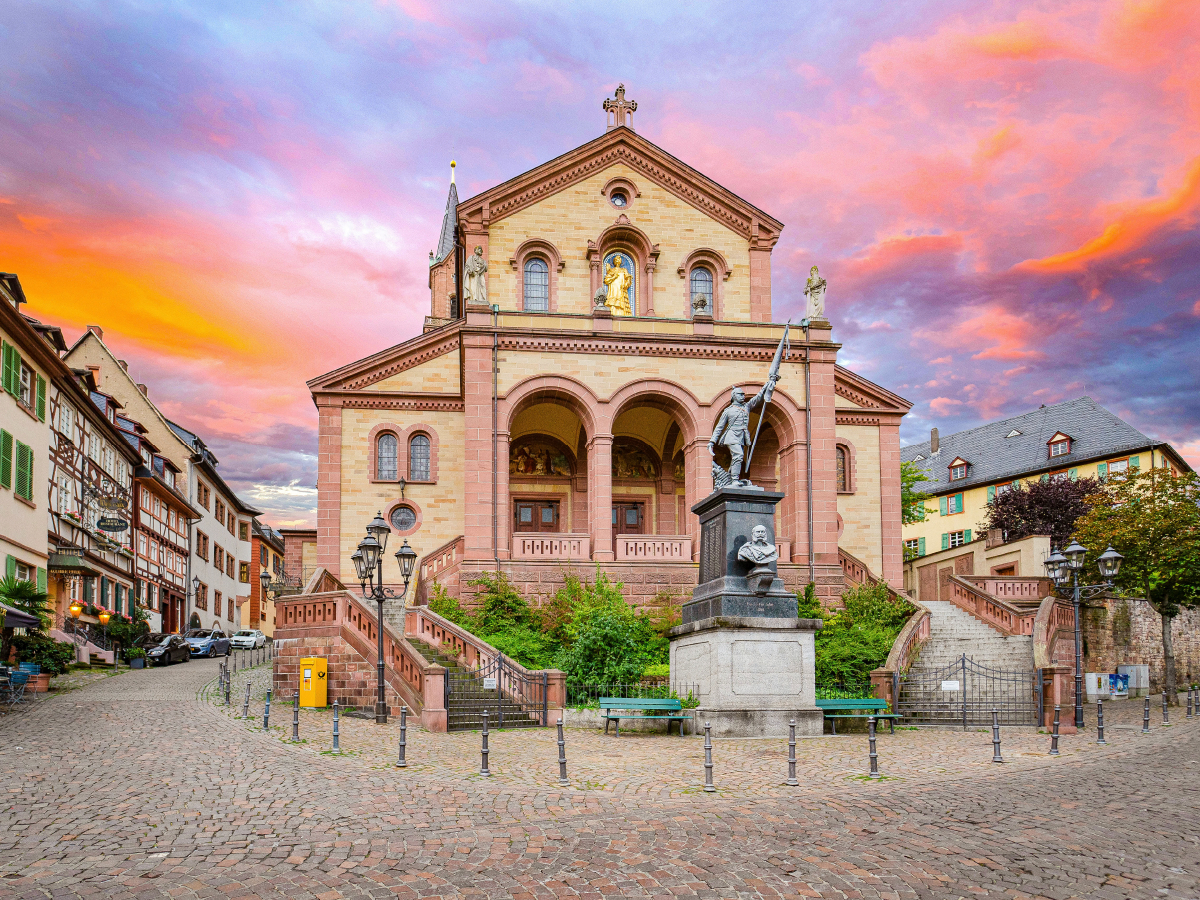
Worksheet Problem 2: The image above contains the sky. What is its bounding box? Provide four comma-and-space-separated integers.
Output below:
2, 0, 1198, 528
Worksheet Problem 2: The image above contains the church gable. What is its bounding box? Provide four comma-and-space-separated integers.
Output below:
834, 366, 912, 424
308, 329, 460, 394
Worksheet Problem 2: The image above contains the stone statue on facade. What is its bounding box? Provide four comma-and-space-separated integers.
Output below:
691, 292, 710, 316
464, 246, 488, 305
603, 256, 633, 316
804, 265, 826, 320
709, 384, 772, 487
593, 284, 609, 309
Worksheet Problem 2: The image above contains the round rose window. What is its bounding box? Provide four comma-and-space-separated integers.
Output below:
390, 506, 417, 531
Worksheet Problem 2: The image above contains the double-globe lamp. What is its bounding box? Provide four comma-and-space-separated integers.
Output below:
1044, 540, 1123, 728
352, 511, 417, 723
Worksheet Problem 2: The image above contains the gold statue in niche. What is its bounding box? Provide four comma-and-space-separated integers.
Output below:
603, 254, 633, 316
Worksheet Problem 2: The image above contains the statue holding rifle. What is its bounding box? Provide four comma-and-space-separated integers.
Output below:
708, 324, 790, 489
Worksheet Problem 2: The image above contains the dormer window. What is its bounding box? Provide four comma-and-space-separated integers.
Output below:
948, 457, 969, 481
1048, 433, 1072, 458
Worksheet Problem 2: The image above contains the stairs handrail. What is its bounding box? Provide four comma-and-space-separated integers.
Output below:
945, 574, 1038, 636
1033, 593, 1076, 670
407, 603, 558, 681
882, 600, 932, 674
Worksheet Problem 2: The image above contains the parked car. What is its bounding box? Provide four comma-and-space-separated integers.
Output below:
140, 634, 192, 666
231, 629, 266, 650
184, 629, 231, 658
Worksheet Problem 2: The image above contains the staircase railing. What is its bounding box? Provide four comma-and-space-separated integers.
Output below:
414, 535, 465, 606
946, 575, 1037, 636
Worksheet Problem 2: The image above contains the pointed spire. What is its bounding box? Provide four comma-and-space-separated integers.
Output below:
432, 161, 459, 266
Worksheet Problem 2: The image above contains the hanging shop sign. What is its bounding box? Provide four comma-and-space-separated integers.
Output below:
97, 517, 129, 533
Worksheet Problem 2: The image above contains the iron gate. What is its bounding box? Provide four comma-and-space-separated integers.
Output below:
444, 653, 548, 730
897, 654, 1042, 727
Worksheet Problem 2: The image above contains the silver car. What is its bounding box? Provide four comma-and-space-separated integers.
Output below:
231, 629, 266, 649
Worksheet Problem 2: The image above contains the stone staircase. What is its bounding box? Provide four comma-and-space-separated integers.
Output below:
408, 639, 542, 731
915, 600, 1034, 672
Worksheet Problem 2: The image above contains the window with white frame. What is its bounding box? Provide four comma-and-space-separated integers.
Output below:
949, 530, 967, 548
1050, 438, 1071, 457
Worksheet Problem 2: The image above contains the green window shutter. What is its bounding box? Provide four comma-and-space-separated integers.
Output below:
36, 375, 46, 421
1068, 468, 1078, 481
0, 429, 11, 489
1129, 455, 1140, 470
1097, 462, 1108, 478
5, 556, 14, 580
964, 528, 972, 543
15, 441, 32, 500
1039, 473, 1049, 483
941, 533, 950, 550
987, 485, 995, 502
918, 537, 925, 557
1, 342, 13, 395
939, 496, 948, 516
37, 567, 46, 593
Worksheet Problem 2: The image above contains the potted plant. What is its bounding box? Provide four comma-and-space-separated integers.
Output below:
125, 647, 147, 669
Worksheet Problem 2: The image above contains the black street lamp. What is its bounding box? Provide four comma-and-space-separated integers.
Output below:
1045, 541, 1123, 729
350, 511, 417, 724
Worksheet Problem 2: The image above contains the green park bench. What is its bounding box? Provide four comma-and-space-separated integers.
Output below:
599, 697, 693, 736
815, 698, 899, 735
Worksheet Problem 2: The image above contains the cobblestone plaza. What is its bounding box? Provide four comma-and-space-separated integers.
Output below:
0, 659, 1196, 899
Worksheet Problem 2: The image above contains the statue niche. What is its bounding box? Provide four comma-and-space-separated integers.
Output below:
509, 438, 573, 478
612, 437, 658, 479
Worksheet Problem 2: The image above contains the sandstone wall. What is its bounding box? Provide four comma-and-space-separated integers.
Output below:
1082, 596, 1200, 691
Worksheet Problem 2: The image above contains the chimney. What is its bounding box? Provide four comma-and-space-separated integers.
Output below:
136, 383, 148, 397
118, 359, 129, 372
930, 427, 940, 454
87, 325, 104, 341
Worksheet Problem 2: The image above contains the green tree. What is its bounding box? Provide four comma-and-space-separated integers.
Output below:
901, 460, 930, 525
0, 576, 51, 663
1072, 468, 1200, 701
979, 476, 1101, 548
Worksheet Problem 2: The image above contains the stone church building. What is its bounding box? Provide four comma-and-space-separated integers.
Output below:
308, 88, 910, 613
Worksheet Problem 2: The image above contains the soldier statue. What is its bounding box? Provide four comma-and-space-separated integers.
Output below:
708, 383, 772, 487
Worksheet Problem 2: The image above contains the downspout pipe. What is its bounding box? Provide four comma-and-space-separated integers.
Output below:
492, 304, 500, 572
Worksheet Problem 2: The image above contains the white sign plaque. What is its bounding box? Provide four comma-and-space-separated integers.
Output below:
482, 677, 498, 690
940, 679, 960, 691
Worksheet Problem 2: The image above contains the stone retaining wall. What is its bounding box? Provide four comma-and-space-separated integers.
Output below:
1082, 596, 1200, 691
272, 635, 412, 712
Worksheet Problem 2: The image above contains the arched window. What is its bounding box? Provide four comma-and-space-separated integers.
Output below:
689, 266, 714, 316
376, 433, 398, 480
523, 258, 549, 312
836, 446, 847, 492
409, 434, 431, 481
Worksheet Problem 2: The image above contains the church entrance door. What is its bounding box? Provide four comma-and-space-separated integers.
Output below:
611, 502, 645, 551
513, 500, 561, 533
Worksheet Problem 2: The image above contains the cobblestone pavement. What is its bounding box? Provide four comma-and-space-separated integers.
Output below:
0, 657, 1196, 900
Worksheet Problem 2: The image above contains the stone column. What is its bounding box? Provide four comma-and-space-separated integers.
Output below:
495, 430, 511, 560
589, 434, 614, 562
421, 664, 448, 733
683, 437, 713, 562
777, 441, 802, 562
878, 420, 903, 588
462, 330, 499, 562
315, 397, 343, 577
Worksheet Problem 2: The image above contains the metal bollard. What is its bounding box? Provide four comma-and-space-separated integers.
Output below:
232, 654, 236, 675
703, 722, 715, 792
1163, 689, 1171, 726
991, 709, 1004, 763
556, 718, 568, 786
263, 688, 271, 730
867, 716, 881, 779
1096, 698, 1106, 745
480, 711, 491, 776
395, 705, 407, 768
1188, 688, 1195, 719
242, 682, 251, 719
331, 699, 341, 754
785, 719, 798, 786
1142, 697, 1151, 734
224, 674, 231, 706
291, 690, 300, 742
1049, 705, 1060, 755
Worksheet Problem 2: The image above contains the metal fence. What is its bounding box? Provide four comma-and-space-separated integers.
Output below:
897, 654, 1042, 727
815, 681, 874, 700
444, 653, 548, 729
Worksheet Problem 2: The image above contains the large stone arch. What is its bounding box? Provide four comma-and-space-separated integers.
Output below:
600, 378, 704, 443
499, 374, 600, 441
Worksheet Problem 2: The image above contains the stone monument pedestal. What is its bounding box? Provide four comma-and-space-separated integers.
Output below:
669, 487, 822, 737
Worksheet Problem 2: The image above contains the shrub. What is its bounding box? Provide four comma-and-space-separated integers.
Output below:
796, 582, 825, 620
12, 632, 76, 676
642, 662, 671, 681
468, 572, 533, 633
813, 582, 912, 689
557, 607, 650, 684
428, 582, 472, 627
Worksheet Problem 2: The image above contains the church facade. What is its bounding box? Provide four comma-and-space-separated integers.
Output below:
308, 89, 910, 611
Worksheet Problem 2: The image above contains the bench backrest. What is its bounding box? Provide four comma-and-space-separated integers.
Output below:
598, 697, 683, 712
815, 698, 888, 710
9, 672, 29, 685
18, 663, 40, 674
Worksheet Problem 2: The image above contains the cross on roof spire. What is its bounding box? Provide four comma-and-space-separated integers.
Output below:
603, 84, 637, 132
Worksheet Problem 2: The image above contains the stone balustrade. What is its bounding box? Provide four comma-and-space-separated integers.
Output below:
947, 575, 1037, 636
615, 535, 692, 561
511, 533, 591, 561
962, 575, 1051, 603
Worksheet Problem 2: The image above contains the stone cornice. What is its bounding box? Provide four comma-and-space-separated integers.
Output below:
337, 394, 465, 412
491, 331, 816, 364
456, 128, 784, 246
307, 328, 461, 392
836, 412, 905, 427
834, 364, 913, 415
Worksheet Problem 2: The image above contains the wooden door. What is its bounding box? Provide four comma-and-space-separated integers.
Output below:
513, 499, 561, 533
612, 502, 645, 551
918, 563, 938, 604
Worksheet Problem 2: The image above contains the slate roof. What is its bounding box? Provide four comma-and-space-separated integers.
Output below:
901, 397, 1186, 494
431, 178, 459, 266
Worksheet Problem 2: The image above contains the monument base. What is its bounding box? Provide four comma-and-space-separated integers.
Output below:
669, 615, 822, 738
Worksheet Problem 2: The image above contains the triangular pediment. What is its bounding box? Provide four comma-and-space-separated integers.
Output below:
456, 127, 783, 247
834, 366, 912, 415
307, 327, 460, 393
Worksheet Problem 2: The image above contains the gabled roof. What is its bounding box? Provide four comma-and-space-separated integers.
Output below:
902, 397, 1191, 494
456, 126, 784, 247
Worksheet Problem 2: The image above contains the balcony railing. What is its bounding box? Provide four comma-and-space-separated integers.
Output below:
511, 534, 591, 561
615, 536, 692, 561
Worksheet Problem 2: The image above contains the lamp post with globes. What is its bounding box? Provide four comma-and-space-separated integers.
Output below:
350, 511, 418, 724
1044, 541, 1123, 729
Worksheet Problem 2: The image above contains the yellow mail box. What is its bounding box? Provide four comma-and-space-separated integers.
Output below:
299, 657, 327, 707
